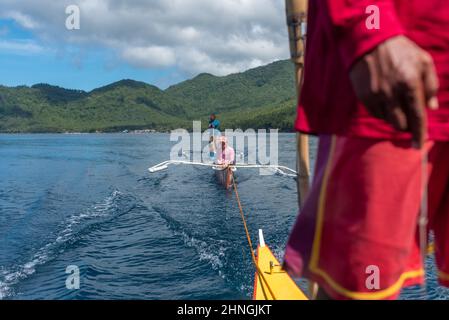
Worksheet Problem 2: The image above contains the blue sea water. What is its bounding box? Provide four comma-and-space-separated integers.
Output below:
0, 133, 448, 300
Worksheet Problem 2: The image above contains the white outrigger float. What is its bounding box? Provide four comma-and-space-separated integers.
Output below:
148, 159, 297, 189
148, 160, 297, 177
148, 125, 297, 190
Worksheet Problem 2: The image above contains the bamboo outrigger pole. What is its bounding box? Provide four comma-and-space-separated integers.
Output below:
285, 0, 319, 299
285, 0, 310, 209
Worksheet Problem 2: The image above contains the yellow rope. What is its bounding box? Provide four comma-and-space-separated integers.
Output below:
419, 148, 429, 297
427, 242, 435, 255
230, 170, 277, 300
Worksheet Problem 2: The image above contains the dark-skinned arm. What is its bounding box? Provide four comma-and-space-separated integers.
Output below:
321, 0, 439, 147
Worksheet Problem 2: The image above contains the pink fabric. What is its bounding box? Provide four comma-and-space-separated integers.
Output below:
216, 146, 235, 165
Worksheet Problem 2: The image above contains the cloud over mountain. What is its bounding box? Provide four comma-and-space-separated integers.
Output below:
0, 0, 289, 76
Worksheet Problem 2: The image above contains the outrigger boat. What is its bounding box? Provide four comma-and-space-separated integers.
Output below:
213, 165, 235, 190
148, 160, 297, 178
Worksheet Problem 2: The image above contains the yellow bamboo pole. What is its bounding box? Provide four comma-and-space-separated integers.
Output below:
285, 0, 310, 209
285, 0, 317, 300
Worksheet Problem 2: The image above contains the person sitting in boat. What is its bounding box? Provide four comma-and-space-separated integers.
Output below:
216, 136, 235, 166
208, 113, 220, 130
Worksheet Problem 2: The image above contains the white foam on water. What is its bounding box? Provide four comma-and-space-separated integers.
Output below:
0, 190, 123, 299
176, 230, 227, 273
157, 210, 228, 277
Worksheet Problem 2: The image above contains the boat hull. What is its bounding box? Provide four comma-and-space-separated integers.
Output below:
214, 166, 234, 190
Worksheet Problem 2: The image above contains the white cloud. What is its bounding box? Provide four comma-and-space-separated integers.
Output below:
122, 46, 176, 68
0, 0, 289, 76
4, 10, 40, 29
0, 39, 45, 55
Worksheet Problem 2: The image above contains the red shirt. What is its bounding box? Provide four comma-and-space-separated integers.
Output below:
295, 0, 449, 141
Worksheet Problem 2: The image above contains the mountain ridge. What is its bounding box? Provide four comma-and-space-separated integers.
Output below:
0, 59, 297, 133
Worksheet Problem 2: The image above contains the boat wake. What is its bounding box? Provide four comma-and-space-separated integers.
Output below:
157, 210, 228, 277
0, 189, 134, 299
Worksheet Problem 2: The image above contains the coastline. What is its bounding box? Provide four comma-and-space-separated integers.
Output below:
0, 128, 295, 134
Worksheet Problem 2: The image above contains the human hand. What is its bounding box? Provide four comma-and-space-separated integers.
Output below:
349, 36, 439, 148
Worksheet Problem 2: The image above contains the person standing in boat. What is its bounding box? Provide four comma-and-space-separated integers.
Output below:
208, 113, 220, 130
216, 136, 235, 166
284, 0, 449, 300
208, 114, 220, 162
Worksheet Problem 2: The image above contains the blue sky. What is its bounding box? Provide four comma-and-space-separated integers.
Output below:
0, 19, 185, 91
0, 0, 287, 91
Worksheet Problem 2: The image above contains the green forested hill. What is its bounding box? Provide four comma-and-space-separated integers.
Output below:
0, 59, 297, 133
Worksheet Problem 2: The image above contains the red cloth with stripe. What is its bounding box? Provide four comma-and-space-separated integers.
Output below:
284, 136, 449, 299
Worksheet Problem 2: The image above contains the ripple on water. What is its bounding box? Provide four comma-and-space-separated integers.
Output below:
0, 189, 135, 299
